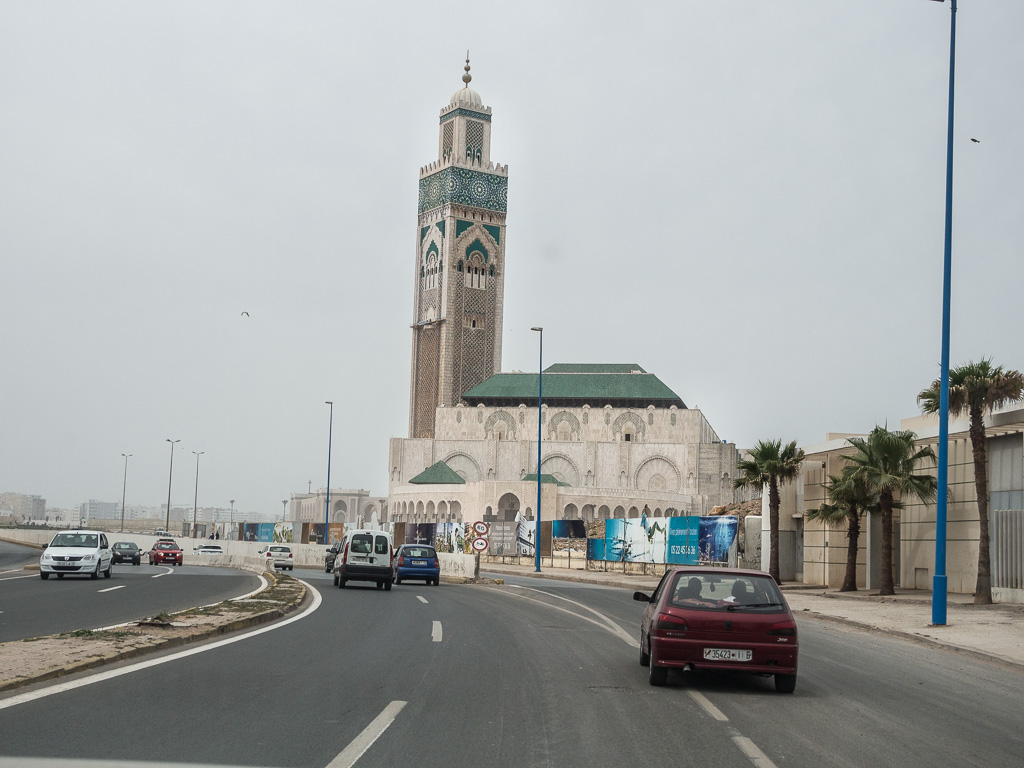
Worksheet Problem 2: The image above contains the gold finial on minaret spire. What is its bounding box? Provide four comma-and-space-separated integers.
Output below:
463, 51, 472, 86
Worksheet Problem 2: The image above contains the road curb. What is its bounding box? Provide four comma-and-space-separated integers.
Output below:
0, 572, 307, 693
481, 565, 661, 591
794, 608, 1024, 672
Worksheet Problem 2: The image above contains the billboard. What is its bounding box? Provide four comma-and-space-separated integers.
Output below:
592, 516, 738, 566
488, 515, 535, 555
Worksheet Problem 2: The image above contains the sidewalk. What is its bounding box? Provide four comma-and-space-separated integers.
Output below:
480, 563, 1024, 671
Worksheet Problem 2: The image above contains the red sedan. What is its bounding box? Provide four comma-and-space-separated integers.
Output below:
149, 541, 183, 566
634, 567, 799, 692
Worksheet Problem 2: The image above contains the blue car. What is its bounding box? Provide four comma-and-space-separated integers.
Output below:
393, 545, 440, 586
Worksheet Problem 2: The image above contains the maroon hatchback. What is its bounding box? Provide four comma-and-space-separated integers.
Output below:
634, 568, 799, 692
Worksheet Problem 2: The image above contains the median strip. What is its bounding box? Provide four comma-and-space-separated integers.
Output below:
0, 570, 306, 693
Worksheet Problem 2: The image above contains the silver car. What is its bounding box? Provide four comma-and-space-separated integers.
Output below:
258, 545, 293, 570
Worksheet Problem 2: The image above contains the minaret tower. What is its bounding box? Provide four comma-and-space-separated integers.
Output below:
408, 56, 509, 438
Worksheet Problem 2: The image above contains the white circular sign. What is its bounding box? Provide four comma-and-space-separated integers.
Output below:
473, 521, 490, 535
471, 537, 488, 552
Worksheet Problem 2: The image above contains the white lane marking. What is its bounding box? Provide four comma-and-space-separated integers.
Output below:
511, 584, 637, 646
0, 579, 321, 712
417, 596, 428, 604
151, 566, 174, 579
0, 574, 37, 582
730, 731, 778, 768
688, 690, 729, 721
325, 700, 407, 768
432, 621, 442, 642
97, 586, 125, 593
491, 587, 639, 648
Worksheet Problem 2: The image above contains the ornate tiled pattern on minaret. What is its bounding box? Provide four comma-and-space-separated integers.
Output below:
409, 56, 508, 438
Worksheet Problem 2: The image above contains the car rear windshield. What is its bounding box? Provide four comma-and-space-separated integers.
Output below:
374, 536, 389, 555
403, 547, 436, 558
51, 534, 98, 548
667, 572, 785, 612
113, 543, 135, 549
270, 546, 289, 553
350, 534, 372, 554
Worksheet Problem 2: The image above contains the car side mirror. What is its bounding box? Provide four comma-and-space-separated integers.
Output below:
633, 591, 652, 603
42, 543, 48, 549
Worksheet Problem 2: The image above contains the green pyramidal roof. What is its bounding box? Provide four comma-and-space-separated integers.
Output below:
409, 461, 466, 485
523, 473, 572, 487
462, 364, 686, 409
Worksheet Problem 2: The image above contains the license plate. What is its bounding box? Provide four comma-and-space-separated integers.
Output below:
703, 648, 752, 662
412, 560, 427, 566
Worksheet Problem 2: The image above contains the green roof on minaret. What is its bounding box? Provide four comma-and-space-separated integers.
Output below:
461, 364, 686, 409
409, 461, 466, 485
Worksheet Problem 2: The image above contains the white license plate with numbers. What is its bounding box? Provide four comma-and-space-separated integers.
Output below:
703, 648, 752, 661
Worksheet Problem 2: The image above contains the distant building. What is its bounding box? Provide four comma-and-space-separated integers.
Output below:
0, 492, 46, 519
288, 489, 385, 526
79, 499, 119, 522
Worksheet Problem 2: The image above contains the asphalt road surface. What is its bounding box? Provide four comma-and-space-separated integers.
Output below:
0, 540, 261, 642
0, 571, 1021, 768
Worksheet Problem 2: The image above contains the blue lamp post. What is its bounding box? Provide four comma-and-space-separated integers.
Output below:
931, 0, 956, 627
325, 401, 333, 545
531, 327, 543, 572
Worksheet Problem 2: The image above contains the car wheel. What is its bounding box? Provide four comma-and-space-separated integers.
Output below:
103, 562, 112, 578
376, 581, 383, 590
384, 579, 392, 592
775, 674, 797, 694
639, 634, 650, 667
333, 571, 339, 586
40, 573, 49, 580
432, 578, 439, 586
339, 578, 347, 588
648, 663, 668, 686
90, 563, 100, 580
395, 576, 402, 585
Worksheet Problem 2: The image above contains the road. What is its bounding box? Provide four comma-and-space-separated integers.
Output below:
0, 540, 261, 642
0, 571, 1022, 768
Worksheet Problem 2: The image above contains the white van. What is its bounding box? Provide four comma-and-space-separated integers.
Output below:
332, 529, 393, 590
40, 530, 113, 580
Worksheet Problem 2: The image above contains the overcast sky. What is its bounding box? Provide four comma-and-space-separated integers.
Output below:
2, 1, 1021, 514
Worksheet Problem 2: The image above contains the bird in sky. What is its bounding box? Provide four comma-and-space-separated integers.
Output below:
241, 311, 250, 317
971, 138, 981, 143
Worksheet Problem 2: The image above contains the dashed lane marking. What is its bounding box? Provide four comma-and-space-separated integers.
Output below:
97, 586, 125, 593
417, 596, 428, 604
325, 700, 407, 768
432, 621, 442, 642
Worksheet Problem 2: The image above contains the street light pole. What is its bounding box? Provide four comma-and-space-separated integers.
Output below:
325, 401, 334, 545
932, 0, 957, 627
191, 451, 204, 538
120, 453, 132, 532
281, 499, 288, 520
165, 439, 180, 532
531, 327, 543, 573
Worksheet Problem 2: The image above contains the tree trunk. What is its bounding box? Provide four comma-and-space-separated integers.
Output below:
841, 506, 860, 592
769, 477, 781, 584
880, 490, 895, 595
969, 405, 992, 605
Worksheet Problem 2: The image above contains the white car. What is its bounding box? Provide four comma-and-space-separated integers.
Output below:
193, 544, 224, 555
258, 545, 293, 570
40, 530, 113, 580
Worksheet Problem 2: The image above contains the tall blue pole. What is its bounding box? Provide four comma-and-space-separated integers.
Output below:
532, 327, 543, 572
933, 0, 956, 626
325, 401, 333, 546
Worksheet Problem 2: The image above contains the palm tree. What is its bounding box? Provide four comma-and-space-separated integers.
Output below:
918, 359, 1024, 604
734, 439, 804, 583
842, 427, 938, 596
805, 473, 878, 592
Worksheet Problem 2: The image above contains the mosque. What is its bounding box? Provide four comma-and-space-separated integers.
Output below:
386, 59, 742, 526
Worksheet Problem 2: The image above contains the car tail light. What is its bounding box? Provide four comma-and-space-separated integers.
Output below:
398, 556, 405, 566
342, 543, 349, 565
433, 558, 439, 569
654, 612, 688, 635
288, 552, 293, 558
768, 621, 797, 637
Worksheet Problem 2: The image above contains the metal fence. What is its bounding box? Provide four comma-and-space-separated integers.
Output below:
992, 509, 1024, 590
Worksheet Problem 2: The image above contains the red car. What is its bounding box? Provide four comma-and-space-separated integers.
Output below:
634, 567, 799, 692
149, 540, 183, 566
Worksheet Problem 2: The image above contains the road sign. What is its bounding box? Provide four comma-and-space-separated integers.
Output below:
471, 537, 488, 553
473, 521, 489, 536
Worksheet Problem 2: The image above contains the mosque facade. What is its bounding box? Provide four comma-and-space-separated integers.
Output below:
387, 62, 742, 527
